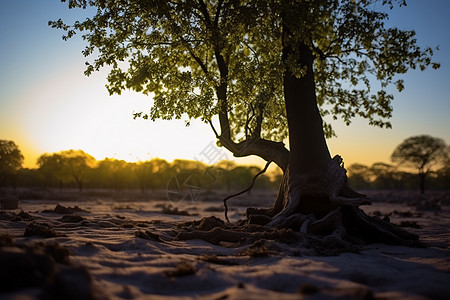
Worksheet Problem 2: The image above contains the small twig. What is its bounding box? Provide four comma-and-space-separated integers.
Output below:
223, 160, 272, 223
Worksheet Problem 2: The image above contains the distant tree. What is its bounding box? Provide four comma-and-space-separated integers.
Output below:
60, 150, 96, 191
37, 153, 66, 189
133, 160, 154, 193
213, 160, 237, 191
96, 158, 130, 191
347, 164, 371, 189
370, 162, 397, 189
435, 149, 450, 189
392, 135, 448, 194
52, 0, 439, 245
229, 166, 255, 190
38, 150, 96, 191
0, 140, 24, 188
16, 168, 41, 188
170, 159, 207, 189
149, 158, 171, 189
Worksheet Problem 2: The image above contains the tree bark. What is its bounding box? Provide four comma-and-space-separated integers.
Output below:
284, 44, 330, 175
282, 38, 337, 212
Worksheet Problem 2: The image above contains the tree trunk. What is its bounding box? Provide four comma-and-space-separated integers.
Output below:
74, 176, 83, 192
419, 172, 426, 194
261, 21, 349, 224
282, 39, 337, 215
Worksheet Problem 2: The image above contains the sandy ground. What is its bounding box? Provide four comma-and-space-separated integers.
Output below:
0, 189, 449, 299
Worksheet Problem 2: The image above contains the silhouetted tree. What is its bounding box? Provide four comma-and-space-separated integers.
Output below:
213, 160, 236, 191
148, 158, 171, 190
347, 164, 371, 189
133, 160, 154, 193
38, 150, 96, 191
16, 168, 42, 188
435, 150, 450, 189
37, 153, 66, 189
96, 158, 130, 191
61, 150, 96, 191
52, 0, 438, 245
392, 135, 448, 194
0, 140, 24, 189
370, 163, 397, 189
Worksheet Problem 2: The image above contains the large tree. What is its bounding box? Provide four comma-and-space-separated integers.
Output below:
392, 135, 448, 194
51, 0, 438, 246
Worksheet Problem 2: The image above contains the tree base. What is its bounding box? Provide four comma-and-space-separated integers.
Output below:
174, 215, 361, 256
173, 157, 422, 255
173, 204, 421, 257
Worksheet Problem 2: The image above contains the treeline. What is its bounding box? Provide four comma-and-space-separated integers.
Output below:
347, 162, 450, 191
1, 139, 449, 193
5, 149, 281, 192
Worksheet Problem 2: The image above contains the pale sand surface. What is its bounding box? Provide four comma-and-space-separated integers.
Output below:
1, 190, 449, 299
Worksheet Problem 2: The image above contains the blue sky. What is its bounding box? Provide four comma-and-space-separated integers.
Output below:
0, 0, 449, 169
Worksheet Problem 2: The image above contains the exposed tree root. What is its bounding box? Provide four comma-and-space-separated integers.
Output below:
174, 216, 299, 247
341, 206, 422, 246
223, 160, 272, 223
172, 156, 422, 255
175, 225, 299, 246
172, 214, 361, 255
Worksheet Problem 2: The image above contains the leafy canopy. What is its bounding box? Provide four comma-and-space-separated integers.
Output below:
50, 0, 439, 141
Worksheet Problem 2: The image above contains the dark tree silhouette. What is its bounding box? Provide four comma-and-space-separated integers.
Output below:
347, 164, 371, 189
38, 150, 96, 191
96, 158, 131, 191
51, 0, 439, 246
37, 152, 65, 190
392, 135, 448, 194
133, 160, 154, 193
370, 163, 397, 189
0, 139, 24, 188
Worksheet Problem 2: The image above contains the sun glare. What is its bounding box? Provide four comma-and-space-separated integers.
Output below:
16, 67, 223, 168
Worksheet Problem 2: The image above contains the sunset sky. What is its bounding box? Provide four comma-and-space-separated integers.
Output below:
1, 1, 449, 170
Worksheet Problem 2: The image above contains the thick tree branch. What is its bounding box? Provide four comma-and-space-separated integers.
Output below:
218, 136, 289, 172
195, 0, 231, 141
214, 50, 231, 141
197, 0, 288, 172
